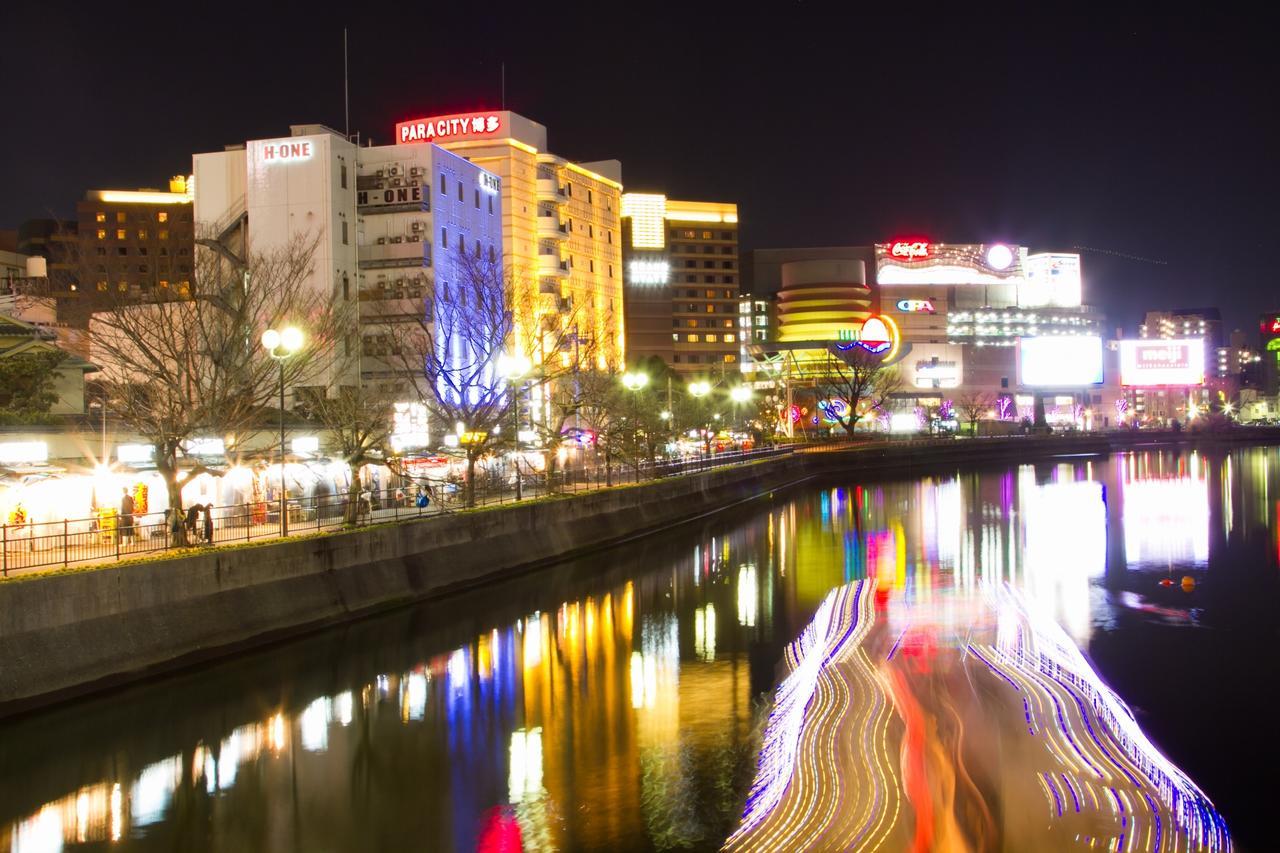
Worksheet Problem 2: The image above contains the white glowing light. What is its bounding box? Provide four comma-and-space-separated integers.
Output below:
628, 259, 670, 285
986, 243, 1014, 270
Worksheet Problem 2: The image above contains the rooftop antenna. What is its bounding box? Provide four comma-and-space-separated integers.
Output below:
343, 29, 350, 138
501, 62, 505, 111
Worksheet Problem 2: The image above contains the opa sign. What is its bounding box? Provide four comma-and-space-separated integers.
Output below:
896, 298, 935, 313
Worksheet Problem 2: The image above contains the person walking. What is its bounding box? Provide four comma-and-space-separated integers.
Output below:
203, 504, 214, 544
185, 503, 202, 538
119, 487, 135, 544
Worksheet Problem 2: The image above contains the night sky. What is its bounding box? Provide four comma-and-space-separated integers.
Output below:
4, 10, 1276, 334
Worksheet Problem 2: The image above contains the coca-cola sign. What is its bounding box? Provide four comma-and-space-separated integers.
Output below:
889, 240, 931, 260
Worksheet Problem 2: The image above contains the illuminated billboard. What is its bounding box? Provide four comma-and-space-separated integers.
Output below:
1021, 253, 1083, 308
1017, 336, 1103, 386
876, 242, 1025, 285
1118, 339, 1205, 386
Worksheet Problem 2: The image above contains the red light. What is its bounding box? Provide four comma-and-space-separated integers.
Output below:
1270, 318, 1280, 334
396, 112, 502, 144
887, 239, 931, 260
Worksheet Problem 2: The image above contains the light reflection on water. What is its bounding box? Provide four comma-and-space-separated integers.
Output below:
2, 447, 1278, 851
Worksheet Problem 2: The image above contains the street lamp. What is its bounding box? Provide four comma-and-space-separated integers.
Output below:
621, 371, 649, 473
262, 326, 304, 535
688, 381, 712, 457
497, 352, 532, 500
730, 385, 752, 434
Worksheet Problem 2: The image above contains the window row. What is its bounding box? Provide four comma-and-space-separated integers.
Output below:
671, 229, 734, 241
671, 244, 735, 255
94, 211, 188, 224
95, 279, 190, 294
673, 353, 737, 364
96, 228, 176, 241
674, 333, 737, 343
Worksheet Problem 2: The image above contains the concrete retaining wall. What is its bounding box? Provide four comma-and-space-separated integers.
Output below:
0, 456, 813, 715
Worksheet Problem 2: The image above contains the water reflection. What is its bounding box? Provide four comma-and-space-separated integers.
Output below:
4, 447, 1280, 849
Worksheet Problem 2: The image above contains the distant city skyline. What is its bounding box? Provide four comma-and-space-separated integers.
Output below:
4, 10, 1276, 333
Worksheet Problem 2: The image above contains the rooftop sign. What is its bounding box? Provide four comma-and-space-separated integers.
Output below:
397, 112, 502, 144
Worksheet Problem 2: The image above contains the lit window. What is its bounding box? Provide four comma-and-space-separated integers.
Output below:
137, 229, 147, 240
97, 229, 106, 240
95, 212, 105, 223
96, 280, 107, 291
159, 280, 169, 289
724, 354, 736, 363
725, 333, 736, 343
158, 211, 168, 223
687, 334, 699, 342
117, 281, 127, 292
116, 212, 126, 223
159, 229, 168, 240
116, 229, 126, 240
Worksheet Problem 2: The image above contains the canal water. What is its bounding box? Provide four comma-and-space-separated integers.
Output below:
1, 446, 1276, 852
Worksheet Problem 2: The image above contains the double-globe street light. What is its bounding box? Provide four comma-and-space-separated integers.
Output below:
261, 326, 304, 535
497, 352, 533, 501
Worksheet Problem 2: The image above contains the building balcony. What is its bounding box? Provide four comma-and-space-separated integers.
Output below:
358, 239, 430, 269
538, 253, 571, 279
536, 178, 567, 204
537, 215, 568, 241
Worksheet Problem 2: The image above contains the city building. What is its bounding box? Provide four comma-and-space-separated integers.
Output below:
72, 179, 196, 326
396, 111, 624, 370
194, 123, 503, 399
737, 292, 775, 378
744, 242, 1108, 418
620, 193, 739, 374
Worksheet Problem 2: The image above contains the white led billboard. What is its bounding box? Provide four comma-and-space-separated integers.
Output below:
1017, 336, 1103, 386
1118, 339, 1205, 386
1021, 253, 1083, 308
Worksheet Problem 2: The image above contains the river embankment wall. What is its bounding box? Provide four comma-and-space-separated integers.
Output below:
0, 429, 1274, 716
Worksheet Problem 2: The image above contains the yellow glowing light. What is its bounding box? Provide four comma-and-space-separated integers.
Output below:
92, 190, 192, 205
621, 193, 667, 249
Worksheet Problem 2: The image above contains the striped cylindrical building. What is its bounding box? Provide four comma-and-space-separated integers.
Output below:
777, 259, 872, 343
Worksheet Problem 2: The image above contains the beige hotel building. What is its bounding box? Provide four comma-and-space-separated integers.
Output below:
398, 111, 624, 370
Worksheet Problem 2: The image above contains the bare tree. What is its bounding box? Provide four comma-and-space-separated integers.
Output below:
816, 346, 902, 437
298, 382, 398, 522
378, 247, 513, 507
956, 391, 994, 436
88, 233, 332, 543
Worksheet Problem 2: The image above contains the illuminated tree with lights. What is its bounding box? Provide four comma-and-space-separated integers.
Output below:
813, 346, 901, 437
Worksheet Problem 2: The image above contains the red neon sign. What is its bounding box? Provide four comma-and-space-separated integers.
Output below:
888, 240, 931, 260
1270, 318, 1280, 334
397, 112, 501, 144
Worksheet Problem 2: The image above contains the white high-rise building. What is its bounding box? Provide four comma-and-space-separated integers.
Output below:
193, 123, 502, 398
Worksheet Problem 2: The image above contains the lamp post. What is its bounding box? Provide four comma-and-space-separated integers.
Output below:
622, 371, 649, 477
261, 326, 304, 535
497, 352, 532, 501
730, 385, 752, 433
688, 380, 711, 461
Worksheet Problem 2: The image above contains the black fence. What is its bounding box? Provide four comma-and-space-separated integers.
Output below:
0, 445, 797, 576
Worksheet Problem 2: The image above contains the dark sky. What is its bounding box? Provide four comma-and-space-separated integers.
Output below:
4, 9, 1277, 335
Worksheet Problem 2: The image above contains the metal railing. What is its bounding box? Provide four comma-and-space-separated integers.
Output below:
0, 445, 796, 576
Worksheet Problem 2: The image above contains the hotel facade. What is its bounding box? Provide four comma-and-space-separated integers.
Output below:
396, 111, 625, 371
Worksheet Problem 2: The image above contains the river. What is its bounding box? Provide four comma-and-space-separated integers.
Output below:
1, 445, 1275, 851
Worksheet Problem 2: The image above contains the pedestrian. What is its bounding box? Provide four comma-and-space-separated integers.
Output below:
203, 504, 214, 543
185, 503, 202, 537
119, 487, 135, 543
415, 485, 428, 509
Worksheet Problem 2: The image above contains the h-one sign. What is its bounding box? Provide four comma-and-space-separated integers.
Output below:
259, 140, 313, 163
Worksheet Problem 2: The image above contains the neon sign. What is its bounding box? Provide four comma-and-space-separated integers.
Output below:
259, 140, 313, 163
836, 315, 899, 359
888, 240, 931, 260
397, 112, 501, 144
896, 298, 935, 313
1267, 317, 1280, 335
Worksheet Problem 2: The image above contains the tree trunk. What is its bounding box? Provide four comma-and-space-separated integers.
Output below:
156, 443, 188, 547
344, 463, 362, 524
465, 451, 478, 507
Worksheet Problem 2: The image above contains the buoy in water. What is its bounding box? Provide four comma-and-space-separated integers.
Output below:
1181, 576, 1196, 591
